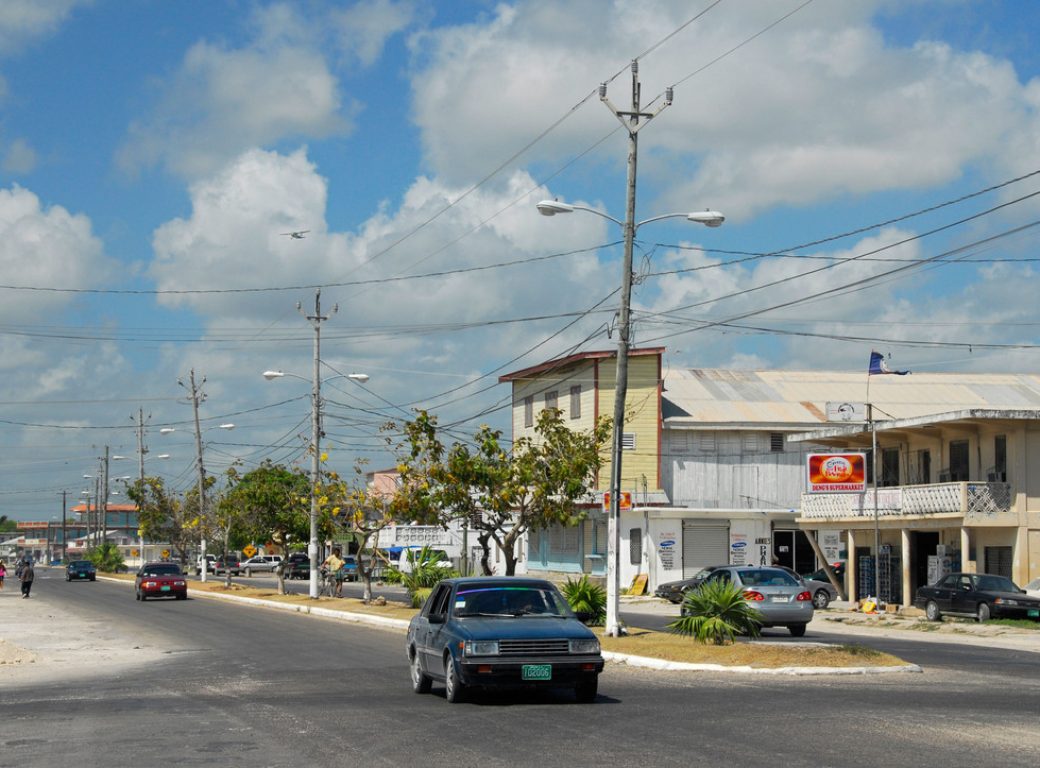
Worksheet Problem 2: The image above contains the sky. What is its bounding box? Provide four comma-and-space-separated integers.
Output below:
3, 0, 1040, 522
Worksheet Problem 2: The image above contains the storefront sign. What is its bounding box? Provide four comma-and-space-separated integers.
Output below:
806, 453, 867, 493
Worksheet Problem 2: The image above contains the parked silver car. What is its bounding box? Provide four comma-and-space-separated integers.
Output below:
240, 555, 282, 576
688, 565, 815, 637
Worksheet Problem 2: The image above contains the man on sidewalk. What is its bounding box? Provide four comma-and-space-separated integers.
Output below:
19, 558, 34, 599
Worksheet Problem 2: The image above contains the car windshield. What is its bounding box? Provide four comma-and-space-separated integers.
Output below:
453, 585, 573, 617
70, 561, 92, 567
737, 568, 800, 587
976, 575, 1019, 592
142, 564, 182, 576
691, 567, 716, 580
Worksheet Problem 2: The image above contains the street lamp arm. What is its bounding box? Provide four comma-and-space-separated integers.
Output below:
535, 200, 624, 228
636, 210, 725, 229
264, 370, 367, 384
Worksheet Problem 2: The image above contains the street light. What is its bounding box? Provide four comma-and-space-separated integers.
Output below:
264, 365, 369, 599
535, 63, 724, 637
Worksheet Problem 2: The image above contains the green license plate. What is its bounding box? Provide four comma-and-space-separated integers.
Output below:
522, 664, 552, 681
160, 585, 171, 591
1028, 609, 1039, 618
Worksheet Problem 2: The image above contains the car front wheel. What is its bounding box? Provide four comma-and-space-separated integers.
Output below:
410, 651, 431, 694
977, 602, 991, 622
444, 655, 465, 703
925, 600, 942, 622
813, 590, 830, 610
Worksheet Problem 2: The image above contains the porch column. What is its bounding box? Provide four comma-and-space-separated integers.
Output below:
960, 527, 973, 574
901, 528, 912, 608
1015, 526, 1028, 586
847, 528, 858, 604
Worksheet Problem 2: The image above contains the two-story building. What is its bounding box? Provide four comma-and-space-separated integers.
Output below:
500, 349, 1040, 603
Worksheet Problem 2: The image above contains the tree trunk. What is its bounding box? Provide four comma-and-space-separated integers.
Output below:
477, 531, 493, 575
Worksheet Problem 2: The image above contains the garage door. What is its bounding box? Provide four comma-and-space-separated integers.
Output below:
682, 521, 729, 578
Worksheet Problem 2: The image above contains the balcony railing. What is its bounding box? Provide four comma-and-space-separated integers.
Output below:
799, 481, 1012, 520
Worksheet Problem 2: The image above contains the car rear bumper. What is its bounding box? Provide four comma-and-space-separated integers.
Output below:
68, 572, 95, 579
458, 654, 604, 687
141, 587, 187, 598
756, 604, 814, 625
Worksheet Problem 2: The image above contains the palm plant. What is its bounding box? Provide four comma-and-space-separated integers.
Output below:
561, 575, 606, 626
669, 579, 762, 645
88, 541, 126, 573
401, 546, 458, 606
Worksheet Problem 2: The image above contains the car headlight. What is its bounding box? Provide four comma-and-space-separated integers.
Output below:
143, 581, 156, 588
174, 581, 186, 587
569, 638, 600, 655
464, 640, 499, 656
995, 598, 1017, 606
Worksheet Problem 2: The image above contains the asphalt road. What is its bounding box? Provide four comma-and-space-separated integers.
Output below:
2, 572, 1039, 768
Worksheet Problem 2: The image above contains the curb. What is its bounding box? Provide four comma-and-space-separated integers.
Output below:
98, 574, 921, 676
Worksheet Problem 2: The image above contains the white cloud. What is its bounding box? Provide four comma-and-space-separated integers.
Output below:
3, 137, 36, 173
0, 184, 113, 323
408, 0, 1040, 218
118, 38, 349, 179
332, 0, 418, 67
0, 0, 87, 55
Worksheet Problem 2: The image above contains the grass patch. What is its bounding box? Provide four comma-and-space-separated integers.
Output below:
986, 618, 1040, 631
597, 626, 907, 668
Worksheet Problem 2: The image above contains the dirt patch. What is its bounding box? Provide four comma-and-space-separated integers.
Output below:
0, 639, 37, 666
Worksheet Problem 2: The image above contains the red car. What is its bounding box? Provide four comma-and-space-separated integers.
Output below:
135, 562, 188, 601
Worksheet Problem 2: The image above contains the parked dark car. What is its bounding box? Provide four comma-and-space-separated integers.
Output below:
689, 565, 815, 636
135, 562, 188, 601
66, 560, 96, 582
340, 555, 359, 582
286, 555, 310, 580
914, 572, 1040, 622
654, 565, 725, 603
406, 577, 604, 703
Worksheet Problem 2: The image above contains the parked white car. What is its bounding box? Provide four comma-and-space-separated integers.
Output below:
397, 547, 453, 575
1024, 577, 1040, 599
241, 555, 283, 576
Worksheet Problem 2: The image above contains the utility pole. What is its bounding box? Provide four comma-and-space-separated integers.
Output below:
133, 408, 149, 567
102, 445, 110, 544
182, 370, 209, 582
300, 289, 336, 599
600, 61, 672, 637
61, 490, 67, 563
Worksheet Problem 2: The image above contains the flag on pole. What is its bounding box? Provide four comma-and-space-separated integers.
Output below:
868, 351, 910, 375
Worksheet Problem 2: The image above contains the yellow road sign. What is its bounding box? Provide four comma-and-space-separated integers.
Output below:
161, 549, 170, 559
242, 544, 257, 558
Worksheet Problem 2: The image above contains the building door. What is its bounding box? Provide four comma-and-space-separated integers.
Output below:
949, 440, 969, 481
681, 521, 729, 578
772, 530, 815, 573
912, 531, 939, 593
984, 546, 1013, 579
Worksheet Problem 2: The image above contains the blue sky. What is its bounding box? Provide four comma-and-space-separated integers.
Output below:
3, 0, 1040, 521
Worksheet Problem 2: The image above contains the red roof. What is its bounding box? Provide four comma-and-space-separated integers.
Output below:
498, 347, 664, 383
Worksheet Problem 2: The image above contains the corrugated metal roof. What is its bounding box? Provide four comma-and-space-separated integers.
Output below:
663, 369, 1040, 427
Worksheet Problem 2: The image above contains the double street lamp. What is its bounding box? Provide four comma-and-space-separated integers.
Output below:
535, 62, 724, 637
263, 368, 369, 599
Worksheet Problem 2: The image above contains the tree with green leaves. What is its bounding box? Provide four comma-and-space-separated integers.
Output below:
126, 477, 194, 565
226, 460, 311, 595
89, 540, 126, 573
396, 408, 611, 576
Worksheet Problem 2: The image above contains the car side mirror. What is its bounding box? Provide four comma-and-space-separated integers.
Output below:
428, 613, 446, 625
575, 610, 594, 624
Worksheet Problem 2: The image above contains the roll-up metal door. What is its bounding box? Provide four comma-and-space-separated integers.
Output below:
682, 521, 729, 577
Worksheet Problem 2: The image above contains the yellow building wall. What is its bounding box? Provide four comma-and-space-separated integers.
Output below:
595, 355, 660, 492
510, 361, 598, 444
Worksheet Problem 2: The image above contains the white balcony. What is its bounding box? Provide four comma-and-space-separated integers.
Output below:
799, 481, 1013, 521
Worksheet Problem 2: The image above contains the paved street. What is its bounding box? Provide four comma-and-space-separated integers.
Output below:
2, 569, 1039, 768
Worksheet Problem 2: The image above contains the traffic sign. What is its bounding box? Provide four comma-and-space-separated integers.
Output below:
161, 549, 170, 559
242, 544, 257, 558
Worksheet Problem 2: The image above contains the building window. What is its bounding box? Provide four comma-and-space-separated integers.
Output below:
742, 433, 759, 452
881, 447, 900, 487
523, 395, 533, 428
949, 440, 969, 482
545, 390, 558, 412
569, 385, 581, 420
629, 528, 642, 565
993, 435, 1007, 482
698, 432, 716, 452
770, 432, 785, 452
622, 433, 636, 451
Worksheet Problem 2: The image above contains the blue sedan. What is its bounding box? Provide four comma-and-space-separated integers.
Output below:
406, 576, 604, 703
66, 560, 97, 581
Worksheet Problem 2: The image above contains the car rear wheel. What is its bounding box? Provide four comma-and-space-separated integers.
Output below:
925, 600, 942, 622
574, 679, 598, 703
977, 602, 991, 622
813, 590, 830, 610
410, 651, 431, 694
788, 623, 807, 637
444, 655, 465, 703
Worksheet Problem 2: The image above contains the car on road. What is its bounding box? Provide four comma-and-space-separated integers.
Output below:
406, 576, 604, 703
241, 555, 282, 577
688, 565, 815, 636
66, 560, 97, 582
135, 562, 188, 601
653, 565, 726, 603
340, 554, 359, 582
286, 553, 310, 580
914, 572, 1040, 622
211, 556, 241, 576
194, 554, 217, 575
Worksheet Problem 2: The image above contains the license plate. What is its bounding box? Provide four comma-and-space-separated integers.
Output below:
522, 664, 552, 681
160, 585, 171, 591
771, 595, 789, 603
1029, 609, 1039, 618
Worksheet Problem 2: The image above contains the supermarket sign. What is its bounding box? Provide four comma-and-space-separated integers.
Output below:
806, 453, 867, 493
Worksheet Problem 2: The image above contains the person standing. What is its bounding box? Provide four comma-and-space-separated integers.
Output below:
0, 559, 6, 591
19, 558, 34, 598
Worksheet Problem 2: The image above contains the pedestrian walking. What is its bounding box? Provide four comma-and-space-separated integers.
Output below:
19, 559, 34, 598
0, 559, 6, 591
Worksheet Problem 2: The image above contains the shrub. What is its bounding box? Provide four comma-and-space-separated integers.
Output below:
669, 579, 762, 645
411, 587, 433, 609
89, 541, 126, 574
561, 575, 606, 626
401, 546, 458, 604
